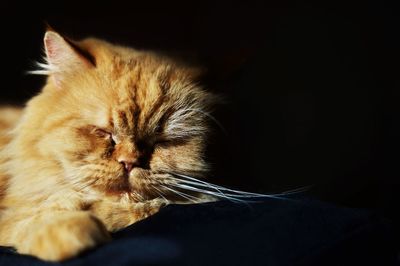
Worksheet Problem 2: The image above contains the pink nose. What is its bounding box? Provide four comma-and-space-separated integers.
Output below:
118, 158, 139, 173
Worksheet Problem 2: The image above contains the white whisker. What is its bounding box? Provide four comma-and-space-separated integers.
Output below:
171, 173, 269, 197
169, 178, 270, 198
168, 183, 248, 204
167, 175, 229, 198
161, 185, 199, 203
168, 172, 309, 201
151, 185, 168, 202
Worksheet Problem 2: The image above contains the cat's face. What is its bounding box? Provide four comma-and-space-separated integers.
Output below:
21, 31, 214, 201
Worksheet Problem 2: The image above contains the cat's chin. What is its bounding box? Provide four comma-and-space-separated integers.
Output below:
102, 177, 131, 195
128, 168, 152, 189
90, 168, 155, 198
127, 168, 170, 200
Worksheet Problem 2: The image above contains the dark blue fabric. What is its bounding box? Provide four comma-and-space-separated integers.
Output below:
0, 198, 397, 266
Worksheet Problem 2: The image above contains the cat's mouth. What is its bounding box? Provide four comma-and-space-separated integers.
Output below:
125, 168, 164, 199
97, 168, 204, 202
91, 167, 156, 198
105, 178, 131, 194
128, 171, 205, 202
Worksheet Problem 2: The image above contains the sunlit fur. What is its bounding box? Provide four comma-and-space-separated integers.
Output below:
0, 31, 216, 261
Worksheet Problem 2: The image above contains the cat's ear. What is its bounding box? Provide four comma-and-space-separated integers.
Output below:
44, 30, 95, 87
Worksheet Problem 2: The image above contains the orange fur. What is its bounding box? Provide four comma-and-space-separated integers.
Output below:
0, 30, 216, 261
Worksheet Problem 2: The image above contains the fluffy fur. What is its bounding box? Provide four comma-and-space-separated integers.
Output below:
0, 30, 216, 261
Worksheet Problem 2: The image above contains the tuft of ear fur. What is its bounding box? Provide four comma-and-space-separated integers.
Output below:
29, 30, 95, 87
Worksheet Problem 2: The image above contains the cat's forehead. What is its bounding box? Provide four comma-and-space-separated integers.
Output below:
77, 45, 195, 136
91, 66, 172, 135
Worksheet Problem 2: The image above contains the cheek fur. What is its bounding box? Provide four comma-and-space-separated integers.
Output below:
71, 126, 114, 161
58, 127, 129, 192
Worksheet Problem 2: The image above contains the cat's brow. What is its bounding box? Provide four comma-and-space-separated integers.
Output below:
131, 86, 141, 137
117, 111, 128, 127
142, 93, 166, 131
113, 109, 135, 136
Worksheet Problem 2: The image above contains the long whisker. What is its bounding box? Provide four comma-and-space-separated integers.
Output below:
168, 172, 309, 201
171, 173, 267, 197
168, 176, 263, 198
151, 185, 168, 202
161, 185, 200, 203
167, 176, 230, 198
169, 178, 272, 198
170, 173, 275, 197
168, 183, 249, 204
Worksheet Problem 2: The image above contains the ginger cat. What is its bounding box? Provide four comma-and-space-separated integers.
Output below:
0, 30, 216, 261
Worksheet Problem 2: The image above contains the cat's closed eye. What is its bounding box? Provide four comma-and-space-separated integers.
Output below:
92, 127, 116, 145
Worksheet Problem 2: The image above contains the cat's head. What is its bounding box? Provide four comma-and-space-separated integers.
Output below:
17, 30, 216, 201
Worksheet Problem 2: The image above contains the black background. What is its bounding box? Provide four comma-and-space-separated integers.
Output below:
1, 1, 399, 225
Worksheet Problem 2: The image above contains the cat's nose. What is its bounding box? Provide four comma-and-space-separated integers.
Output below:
118, 158, 139, 173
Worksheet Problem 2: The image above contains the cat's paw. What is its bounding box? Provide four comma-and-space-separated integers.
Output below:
134, 198, 168, 221
19, 212, 110, 262
148, 198, 168, 215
